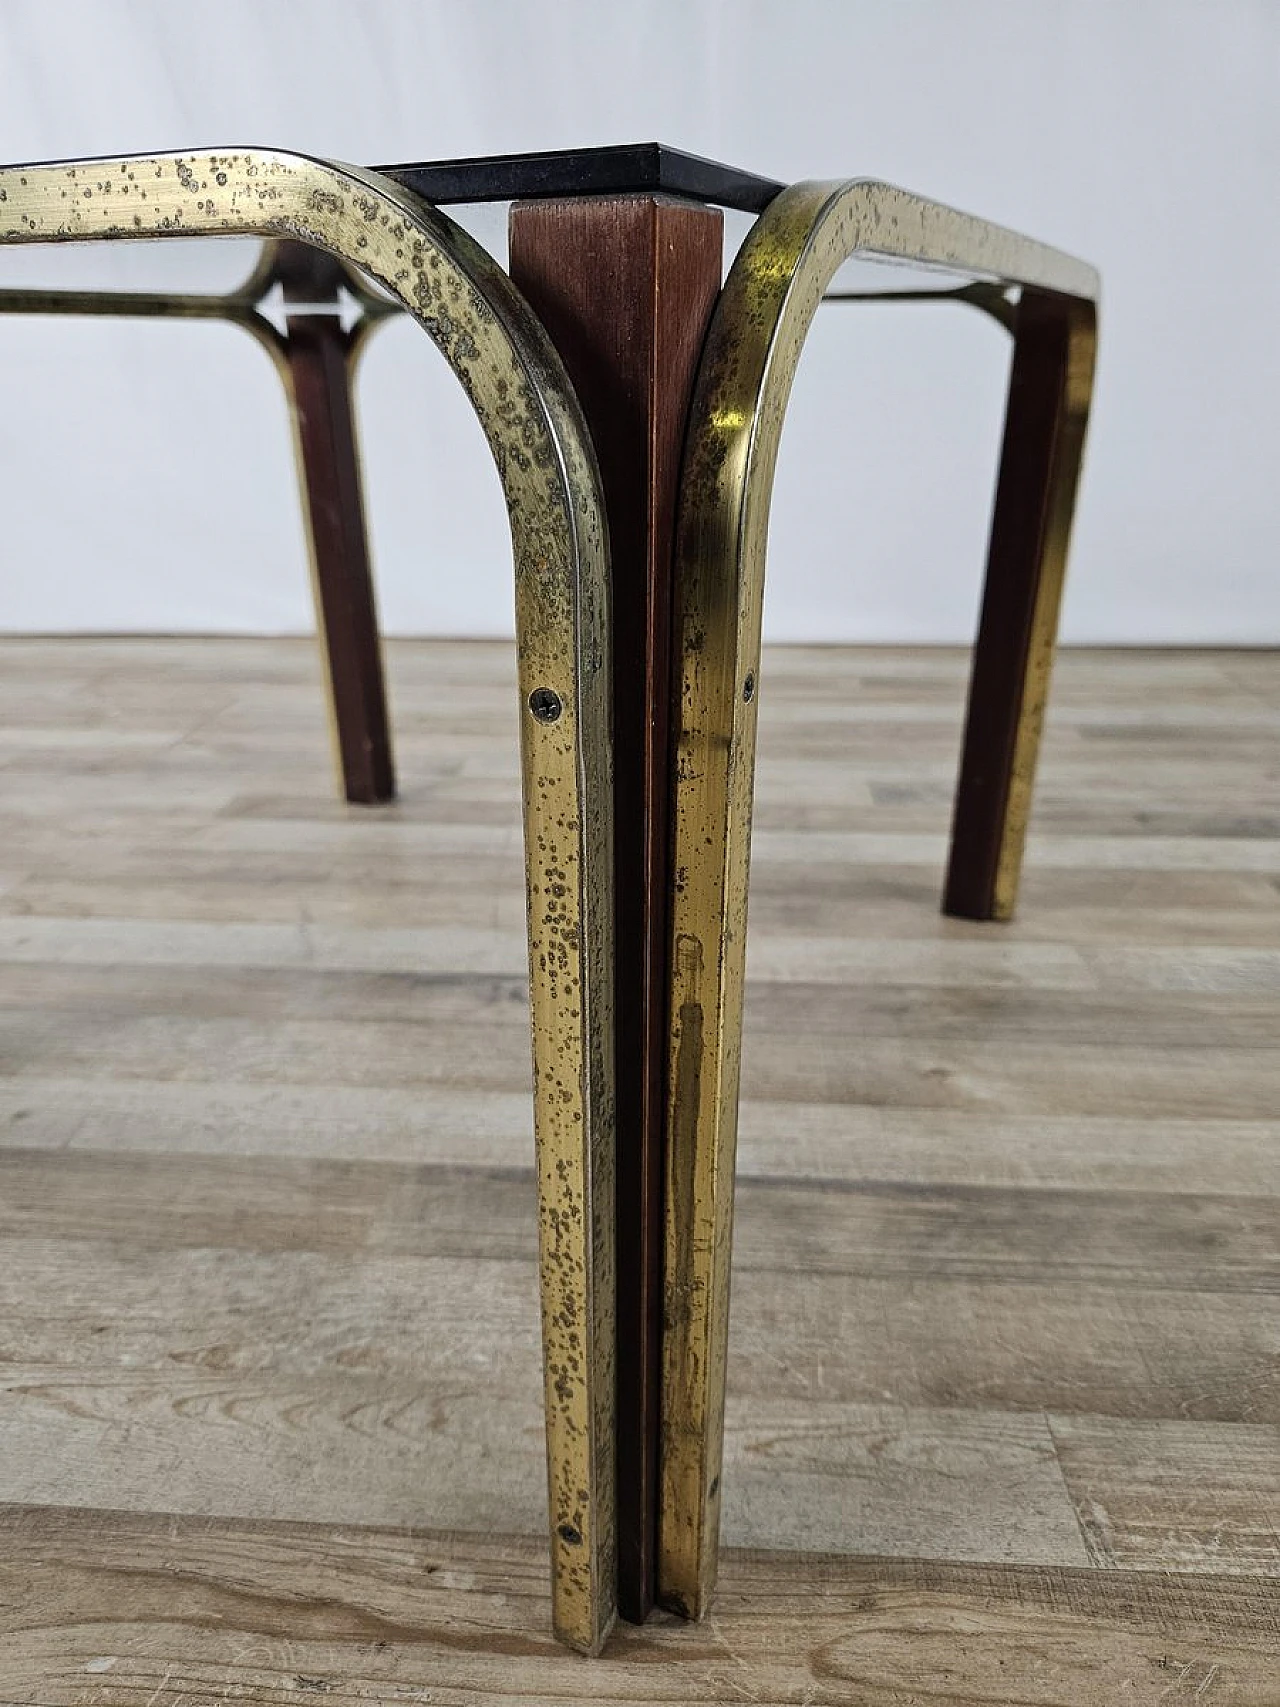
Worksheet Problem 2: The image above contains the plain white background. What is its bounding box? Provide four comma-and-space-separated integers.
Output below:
0, 0, 1276, 643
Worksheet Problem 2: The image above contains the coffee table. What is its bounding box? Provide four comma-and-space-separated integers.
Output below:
0, 143, 1098, 1651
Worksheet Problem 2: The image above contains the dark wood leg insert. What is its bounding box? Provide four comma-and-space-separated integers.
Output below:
271, 241, 395, 806
945, 290, 1097, 921
509, 195, 723, 1621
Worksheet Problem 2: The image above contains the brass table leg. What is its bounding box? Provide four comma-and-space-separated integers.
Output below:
509, 194, 723, 1623
659, 179, 1098, 1619
0, 149, 617, 1654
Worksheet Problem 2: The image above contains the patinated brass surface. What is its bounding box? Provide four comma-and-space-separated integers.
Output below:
0, 150, 617, 1654
659, 179, 1098, 1618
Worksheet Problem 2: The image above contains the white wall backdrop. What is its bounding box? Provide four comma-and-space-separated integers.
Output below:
0, 0, 1276, 643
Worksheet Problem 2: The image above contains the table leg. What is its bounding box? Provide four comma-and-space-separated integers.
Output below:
944, 289, 1097, 919
271, 241, 395, 806
510, 195, 723, 1622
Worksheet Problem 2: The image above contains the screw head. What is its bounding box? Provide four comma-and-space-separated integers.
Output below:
529, 687, 563, 723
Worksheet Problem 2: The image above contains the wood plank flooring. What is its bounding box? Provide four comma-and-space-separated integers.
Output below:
0, 638, 1276, 1703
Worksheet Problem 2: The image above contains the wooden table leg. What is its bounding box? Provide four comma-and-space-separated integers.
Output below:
510, 195, 723, 1623
270, 241, 395, 806
944, 289, 1097, 920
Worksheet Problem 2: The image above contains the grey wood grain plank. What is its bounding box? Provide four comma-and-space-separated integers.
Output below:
1, 1506, 1277, 1705
742, 980, 1280, 1048
728, 1272, 1280, 1423
1050, 1415, 1280, 1576
3, 1150, 1274, 1295
5, 1075, 1272, 1195
0, 962, 534, 1026
0, 1077, 538, 1164
2, 1242, 1274, 1429
21, 957, 1280, 1047
734, 1103, 1280, 1194
719, 1399, 1090, 1563
8, 1010, 1280, 1115
0, 1372, 1089, 1565
735, 1038, 1280, 1118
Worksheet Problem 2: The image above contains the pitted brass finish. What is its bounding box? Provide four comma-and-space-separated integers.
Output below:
0, 149, 616, 1655
659, 178, 1098, 1619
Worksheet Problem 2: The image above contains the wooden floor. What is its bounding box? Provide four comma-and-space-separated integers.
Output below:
0, 638, 1276, 1704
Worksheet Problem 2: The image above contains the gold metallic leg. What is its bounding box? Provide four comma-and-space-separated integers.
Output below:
0, 149, 616, 1653
659, 180, 1098, 1619
944, 290, 1098, 919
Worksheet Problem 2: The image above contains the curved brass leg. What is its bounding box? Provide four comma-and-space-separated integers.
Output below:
659, 179, 1098, 1617
0, 150, 616, 1654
